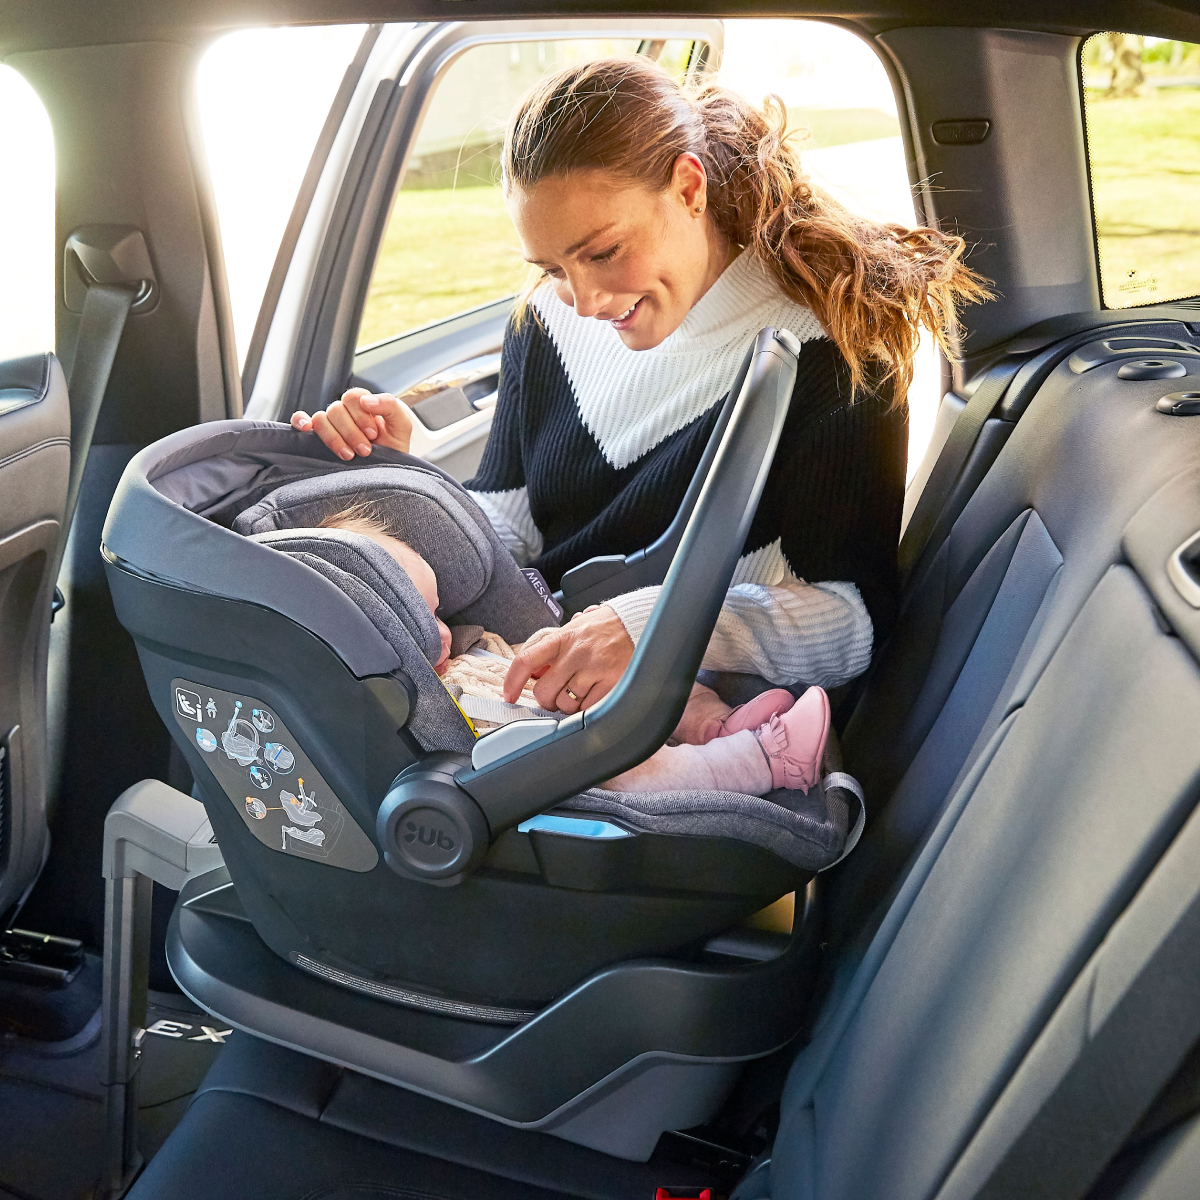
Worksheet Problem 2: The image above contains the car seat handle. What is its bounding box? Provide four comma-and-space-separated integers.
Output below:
456, 327, 800, 836
556, 346, 749, 614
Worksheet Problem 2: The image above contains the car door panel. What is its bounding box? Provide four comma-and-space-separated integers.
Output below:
351, 297, 509, 479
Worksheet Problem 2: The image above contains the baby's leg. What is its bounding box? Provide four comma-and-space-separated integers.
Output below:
671, 683, 733, 746
601, 730, 772, 796
672, 682, 797, 746
601, 686, 831, 796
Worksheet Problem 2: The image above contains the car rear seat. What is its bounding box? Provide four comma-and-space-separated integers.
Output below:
827, 328, 1200, 954
126, 331, 1200, 1200
129, 1032, 716, 1199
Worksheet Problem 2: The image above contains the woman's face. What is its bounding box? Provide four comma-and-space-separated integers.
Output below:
507, 155, 735, 351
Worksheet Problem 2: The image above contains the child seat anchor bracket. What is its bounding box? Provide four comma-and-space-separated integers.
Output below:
98, 780, 225, 1198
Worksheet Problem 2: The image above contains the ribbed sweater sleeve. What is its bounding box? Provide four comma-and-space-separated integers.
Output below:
465, 487, 542, 565
607, 574, 873, 688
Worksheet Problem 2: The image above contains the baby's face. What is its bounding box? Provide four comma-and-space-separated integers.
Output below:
347, 524, 452, 669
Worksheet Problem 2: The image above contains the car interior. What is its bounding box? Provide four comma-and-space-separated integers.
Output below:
1, 3, 1200, 1199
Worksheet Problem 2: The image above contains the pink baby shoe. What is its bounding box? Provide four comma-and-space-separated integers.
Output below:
756, 686, 831, 794
707, 688, 796, 742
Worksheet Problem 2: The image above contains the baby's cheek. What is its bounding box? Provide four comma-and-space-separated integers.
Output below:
436, 621, 453, 671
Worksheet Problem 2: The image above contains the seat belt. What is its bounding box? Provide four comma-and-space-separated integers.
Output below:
63, 283, 135, 535
970, 855, 1200, 1200
55, 226, 154, 574
897, 358, 1023, 586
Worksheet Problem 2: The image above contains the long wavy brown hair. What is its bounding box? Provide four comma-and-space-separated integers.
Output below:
502, 56, 991, 407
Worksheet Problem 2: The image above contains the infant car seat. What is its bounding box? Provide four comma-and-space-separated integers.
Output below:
102, 329, 865, 1158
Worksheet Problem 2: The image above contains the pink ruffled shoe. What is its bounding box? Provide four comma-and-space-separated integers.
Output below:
702, 688, 795, 744
756, 686, 831, 794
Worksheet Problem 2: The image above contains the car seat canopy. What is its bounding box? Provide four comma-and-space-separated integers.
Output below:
250, 528, 446, 666
234, 466, 497, 617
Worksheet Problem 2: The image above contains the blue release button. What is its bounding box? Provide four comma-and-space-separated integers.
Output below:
517, 814, 631, 840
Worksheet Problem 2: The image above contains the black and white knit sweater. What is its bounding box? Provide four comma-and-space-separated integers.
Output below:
466, 252, 907, 688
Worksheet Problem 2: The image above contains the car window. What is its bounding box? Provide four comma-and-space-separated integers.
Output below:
0, 66, 54, 359
196, 25, 371, 368
356, 38, 706, 350
1081, 34, 1200, 309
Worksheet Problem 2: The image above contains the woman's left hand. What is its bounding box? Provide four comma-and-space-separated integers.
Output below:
504, 605, 634, 714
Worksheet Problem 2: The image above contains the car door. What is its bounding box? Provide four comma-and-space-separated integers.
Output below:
241, 18, 722, 480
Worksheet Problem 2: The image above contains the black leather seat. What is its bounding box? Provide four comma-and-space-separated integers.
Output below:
129, 1033, 714, 1200
758, 332, 1200, 1197
0, 353, 70, 918
128, 323, 1200, 1199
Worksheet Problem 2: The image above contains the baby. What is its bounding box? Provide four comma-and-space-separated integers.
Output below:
322, 509, 831, 796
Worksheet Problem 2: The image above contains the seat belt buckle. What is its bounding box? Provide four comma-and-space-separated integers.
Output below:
655, 1189, 716, 1199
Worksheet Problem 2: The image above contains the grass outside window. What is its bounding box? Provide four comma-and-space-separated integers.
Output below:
358, 186, 525, 348
1082, 35, 1200, 308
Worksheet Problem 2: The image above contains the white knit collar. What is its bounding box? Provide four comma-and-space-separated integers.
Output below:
531, 252, 825, 469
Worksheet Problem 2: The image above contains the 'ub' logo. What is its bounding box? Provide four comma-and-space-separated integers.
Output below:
404, 821, 454, 850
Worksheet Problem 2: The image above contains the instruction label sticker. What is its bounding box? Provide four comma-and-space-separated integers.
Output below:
172, 678, 378, 873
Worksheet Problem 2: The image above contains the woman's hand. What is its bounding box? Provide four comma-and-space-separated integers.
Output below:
504, 605, 634, 715
291, 388, 413, 460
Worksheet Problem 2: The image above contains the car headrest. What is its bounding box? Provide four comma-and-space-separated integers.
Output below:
233, 466, 494, 617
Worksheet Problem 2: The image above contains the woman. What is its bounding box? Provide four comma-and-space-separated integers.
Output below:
293, 56, 987, 717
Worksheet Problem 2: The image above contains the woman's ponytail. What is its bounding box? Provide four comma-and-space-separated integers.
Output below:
504, 57, 991, 406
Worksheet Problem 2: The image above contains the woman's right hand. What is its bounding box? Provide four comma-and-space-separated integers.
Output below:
291, 388, 413, 460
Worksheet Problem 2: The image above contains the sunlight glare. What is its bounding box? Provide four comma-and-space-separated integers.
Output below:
0, 66, 55, 359
197, 25, 369, 368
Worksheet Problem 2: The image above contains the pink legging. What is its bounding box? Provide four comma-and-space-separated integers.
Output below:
601, 729, 772, 796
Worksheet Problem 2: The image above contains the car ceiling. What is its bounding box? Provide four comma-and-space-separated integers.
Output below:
2, 0, 1200, 57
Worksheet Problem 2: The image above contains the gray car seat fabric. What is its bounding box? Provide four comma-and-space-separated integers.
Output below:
233, 465, 553, 640
0, 352, 70, 917
234, 462, 564, 753
225, 462, 564, 754
102, 422, 550, 680
235, 464, 863, 869
252, 529, 446, 664
751, 346, 1200, 1198
560, 781, 855, 875
249, 528, 469, 752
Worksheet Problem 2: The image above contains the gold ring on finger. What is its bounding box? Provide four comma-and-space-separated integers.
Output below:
564, 687, 580, 702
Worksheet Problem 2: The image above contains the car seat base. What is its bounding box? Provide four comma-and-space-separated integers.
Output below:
168, 865, 814, 1161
